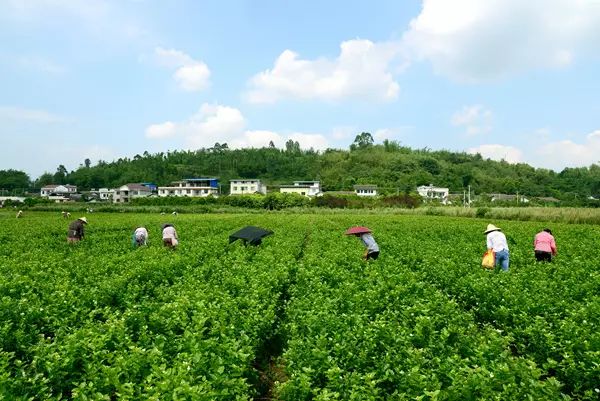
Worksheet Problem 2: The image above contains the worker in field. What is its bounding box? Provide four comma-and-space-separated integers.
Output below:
133, 226, 149, 247
534, 228, 557, 262
345, 226, 379, 260
162, 223, 178, 248
484, 224, 509, 272
359, 232, 379, 260
16, 210, 23, 218
67, 217, 88, 243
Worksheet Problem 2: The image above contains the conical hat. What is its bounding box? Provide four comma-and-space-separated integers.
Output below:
78, 217, 88, 224
484, 223, 500, 234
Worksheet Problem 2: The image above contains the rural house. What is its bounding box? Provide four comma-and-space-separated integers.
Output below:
40, 184, 78, 197
417, 184, 449, 204
88, 188, 114, 201
354, 185, 378, 197
158, 178, 219, 197
230, 179, 267, 195
113, 183, 154, 203
280, 180, 322, 197
40, 184, 79, 202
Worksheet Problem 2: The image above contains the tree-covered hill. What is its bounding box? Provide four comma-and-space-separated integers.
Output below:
6, 136, 600, 200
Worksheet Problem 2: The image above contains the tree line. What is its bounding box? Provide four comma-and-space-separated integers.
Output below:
2, 134, 600, 201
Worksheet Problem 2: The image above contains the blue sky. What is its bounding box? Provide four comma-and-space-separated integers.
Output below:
1, 0, 600, 178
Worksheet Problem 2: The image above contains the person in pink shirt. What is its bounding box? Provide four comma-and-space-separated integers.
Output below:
534, 228, 557, 262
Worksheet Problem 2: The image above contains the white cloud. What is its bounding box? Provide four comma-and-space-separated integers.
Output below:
245, 39, 401, 103
373, 128, 402, 142
287, 133, 329, 150
145, 121, 177, 139
534, 130, 600, 170
229, 130, 283, 149
154, 47, 195, 68
468, 144, 523, 164
451, 105, 492, 135
0, 106, 70, 124
403, 0, 600, 81
153, 47, 210, 92
0, 141, 117, 178
145, 103, 330, 151
185, 104, 246, 147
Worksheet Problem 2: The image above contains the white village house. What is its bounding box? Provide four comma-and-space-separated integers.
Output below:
113, 183, 154, 203
88, 188, 114, 201
279, 181, 322, 197
158, 178, 219, 197
354, 185, 378, 197
229, 179, 267, 195
417, 184, 449, 204
40, 184, 77, 197
98, 188, 113, 200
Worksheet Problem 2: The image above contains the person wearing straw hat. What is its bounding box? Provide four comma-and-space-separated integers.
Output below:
67, 217, 88, 243
484, 223, 509, 272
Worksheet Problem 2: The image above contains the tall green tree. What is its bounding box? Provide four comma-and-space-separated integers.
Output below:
0, 169, 30, 191
350, 132, 374, 150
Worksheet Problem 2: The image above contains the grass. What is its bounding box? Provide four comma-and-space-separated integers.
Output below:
17, 203, 600, 224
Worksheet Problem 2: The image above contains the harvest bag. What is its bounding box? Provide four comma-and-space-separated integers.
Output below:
481, 250, 495, 269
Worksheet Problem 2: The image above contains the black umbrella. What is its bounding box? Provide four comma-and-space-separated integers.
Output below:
229, 226, 273, 246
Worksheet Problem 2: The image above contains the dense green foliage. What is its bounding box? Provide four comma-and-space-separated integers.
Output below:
0, 169, 30, 192
1, 211, 598, 399
5, 139, 600, 200
62, 145, 600, 199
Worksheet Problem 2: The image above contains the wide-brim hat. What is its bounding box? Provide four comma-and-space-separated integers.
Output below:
78, 217, 88, 224
484, 224, 500, 234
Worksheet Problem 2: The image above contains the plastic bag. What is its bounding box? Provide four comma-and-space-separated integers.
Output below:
482, 250, 495, 269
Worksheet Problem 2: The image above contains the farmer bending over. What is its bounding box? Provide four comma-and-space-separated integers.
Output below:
67, 217, 88, 243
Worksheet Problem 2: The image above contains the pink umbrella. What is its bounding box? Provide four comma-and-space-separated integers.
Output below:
345, 226, 372, 235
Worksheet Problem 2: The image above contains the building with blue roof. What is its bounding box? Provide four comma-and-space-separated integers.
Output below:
158, 177, 219, 197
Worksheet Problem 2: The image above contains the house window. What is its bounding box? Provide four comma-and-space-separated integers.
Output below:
233, 186, 238, 191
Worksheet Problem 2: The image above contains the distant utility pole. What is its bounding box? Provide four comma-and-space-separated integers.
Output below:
468, 185, 471, 208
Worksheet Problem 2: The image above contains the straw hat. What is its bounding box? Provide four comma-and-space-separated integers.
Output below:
78, 217, 88, 224
484, 224, 500, 234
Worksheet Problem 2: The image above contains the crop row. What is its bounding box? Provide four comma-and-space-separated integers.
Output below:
1, 212, 598, 400
276, 218, 565, 400
0, 213, 304, 399
382, 216, 600, 400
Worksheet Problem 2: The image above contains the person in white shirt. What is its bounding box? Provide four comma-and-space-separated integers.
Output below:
484, 224, 509, 272
133, 226, 148, 247
162, 223, 178, 248
356, 232, 380, 260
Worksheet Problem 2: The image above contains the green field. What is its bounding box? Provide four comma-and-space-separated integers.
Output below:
1, 211, 598, 400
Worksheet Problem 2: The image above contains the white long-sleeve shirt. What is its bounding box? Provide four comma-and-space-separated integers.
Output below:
360, 233, 379, 253
486, 231, 508, 252
134, 227, 148, 242
162, 226, 177, 240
